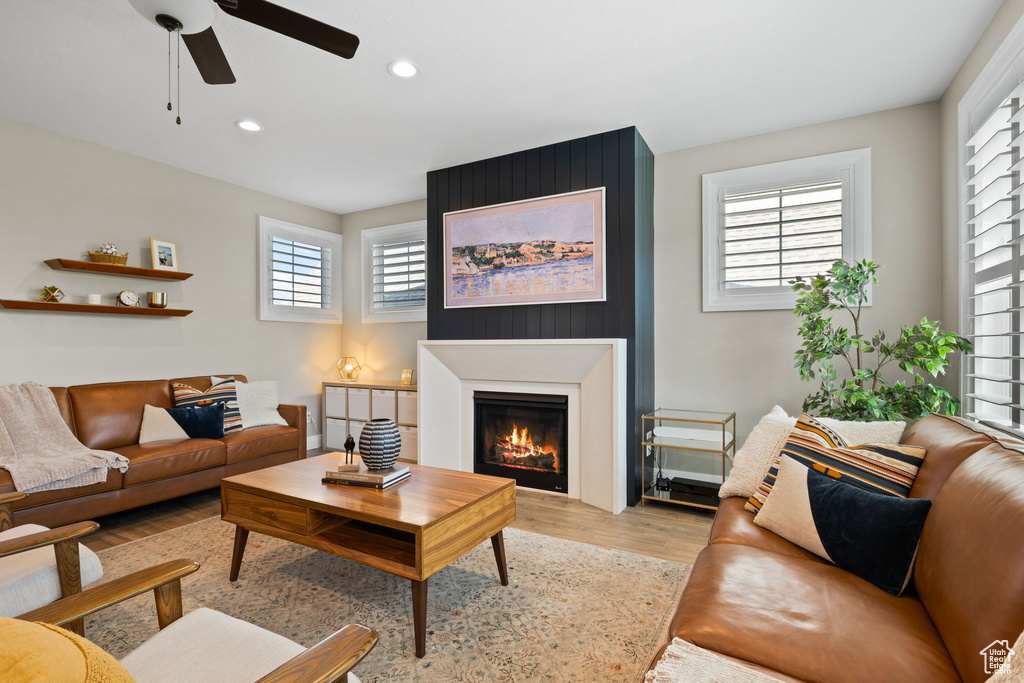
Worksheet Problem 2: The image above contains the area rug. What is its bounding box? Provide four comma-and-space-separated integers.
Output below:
89, 517, 690, 682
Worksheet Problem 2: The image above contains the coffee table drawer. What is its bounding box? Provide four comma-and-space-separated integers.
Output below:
225, 488, 307, 535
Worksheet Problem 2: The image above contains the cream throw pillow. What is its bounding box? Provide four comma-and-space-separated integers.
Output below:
719, 406, 906, 499
212, 378, 287, 430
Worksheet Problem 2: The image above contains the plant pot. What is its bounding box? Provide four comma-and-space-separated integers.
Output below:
358, 418, 402, 470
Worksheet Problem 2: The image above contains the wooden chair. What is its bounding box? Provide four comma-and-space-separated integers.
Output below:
18, 558, 378, 683
0, 491, 103, 635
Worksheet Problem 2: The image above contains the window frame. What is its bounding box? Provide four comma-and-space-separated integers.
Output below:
258, 216, 343, 325
957, 13, 1024, 435
360, 220, 428, 324
701, 148, 872, 312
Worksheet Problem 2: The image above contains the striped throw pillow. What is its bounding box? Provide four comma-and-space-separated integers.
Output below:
745, 413, 926, 513
173, 378, 242, 433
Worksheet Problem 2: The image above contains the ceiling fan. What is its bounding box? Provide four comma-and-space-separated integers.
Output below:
128, 0, 360, 86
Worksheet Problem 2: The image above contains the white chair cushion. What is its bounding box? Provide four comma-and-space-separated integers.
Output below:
0, 523, 103, 617
121, 608, 308, 683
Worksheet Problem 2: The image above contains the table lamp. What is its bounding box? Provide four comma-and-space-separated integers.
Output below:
337, 356, 362, 382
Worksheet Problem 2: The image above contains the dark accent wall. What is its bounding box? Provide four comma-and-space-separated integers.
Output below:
426, 126, 654, 505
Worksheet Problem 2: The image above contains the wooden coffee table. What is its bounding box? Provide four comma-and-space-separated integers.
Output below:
221, 453, 516, 657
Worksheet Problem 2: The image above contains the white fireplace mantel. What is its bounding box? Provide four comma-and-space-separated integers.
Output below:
417, 339, 627, 513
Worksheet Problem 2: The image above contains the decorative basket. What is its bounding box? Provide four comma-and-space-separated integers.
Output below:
88, 252, 129, 266
358, 418, 402, 470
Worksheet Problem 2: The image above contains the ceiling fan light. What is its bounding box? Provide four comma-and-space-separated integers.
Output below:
128, 0, 215, 33
387, 60, 419, 79
235, 119, 263, 132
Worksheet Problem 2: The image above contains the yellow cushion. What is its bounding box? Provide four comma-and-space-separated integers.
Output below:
0, 617, 135, 683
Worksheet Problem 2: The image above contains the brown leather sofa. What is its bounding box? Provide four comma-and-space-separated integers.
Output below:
0, 375, 306, 528
655, 414, 1024, 683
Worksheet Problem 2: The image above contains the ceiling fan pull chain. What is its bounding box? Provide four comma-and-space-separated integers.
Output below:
166, 30, 172, 112
176, 31, 182, 125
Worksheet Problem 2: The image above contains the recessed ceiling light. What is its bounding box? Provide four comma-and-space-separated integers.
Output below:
235, 119, 263, 132
387, 60, 419, 79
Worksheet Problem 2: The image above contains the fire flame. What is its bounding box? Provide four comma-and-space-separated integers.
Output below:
509, 424, 534, 451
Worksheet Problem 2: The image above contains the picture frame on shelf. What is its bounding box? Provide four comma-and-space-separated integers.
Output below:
150, 238, 179, 272
442, 187, 606, 309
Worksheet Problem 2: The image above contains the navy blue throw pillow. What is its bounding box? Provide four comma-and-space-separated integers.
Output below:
166, 402, 225, 439
753, 455, 932, 595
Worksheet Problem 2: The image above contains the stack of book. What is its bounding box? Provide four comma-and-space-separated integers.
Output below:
322, 464, 410, 489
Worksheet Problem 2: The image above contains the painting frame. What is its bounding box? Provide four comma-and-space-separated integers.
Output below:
150, 238, 179, 272
443, 187, 606, 309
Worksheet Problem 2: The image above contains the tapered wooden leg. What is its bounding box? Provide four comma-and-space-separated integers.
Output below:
229, 526, 249, 581
490, 531, 508, 586
412, 578, 427, 658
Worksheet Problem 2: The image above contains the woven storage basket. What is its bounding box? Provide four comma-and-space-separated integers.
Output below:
88, 252, 129, 265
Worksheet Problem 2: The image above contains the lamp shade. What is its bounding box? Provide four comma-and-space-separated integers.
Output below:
337, 357, 362, 381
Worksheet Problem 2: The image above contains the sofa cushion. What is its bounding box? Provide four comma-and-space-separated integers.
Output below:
0, 468, 123, 509
114, 439, 226, 487
914, 442, 1024, 683
753, 455, 932, 595
746, 414, 925, 513
68, 380, 172, 450
220, 425, 299, 465
708, 497, 823, 563
0, 617, 134, 683
172, 379, 242, 434
902, 413, 1015, 500
169, 375, 248, 393
671, 543, 959, 683
0, 524, 103, 618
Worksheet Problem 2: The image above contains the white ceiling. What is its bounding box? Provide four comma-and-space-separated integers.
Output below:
0, 1, 1003, 215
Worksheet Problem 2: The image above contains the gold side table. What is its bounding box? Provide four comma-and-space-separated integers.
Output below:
641, 409, 736, 510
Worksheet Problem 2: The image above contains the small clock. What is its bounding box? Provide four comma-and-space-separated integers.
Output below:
116, 290, 140, 307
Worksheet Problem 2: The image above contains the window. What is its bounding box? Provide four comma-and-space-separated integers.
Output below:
959, 19, 1024, 433
361, 220, 427, 323
258, 216, 343, 324
702, 149, 871, 311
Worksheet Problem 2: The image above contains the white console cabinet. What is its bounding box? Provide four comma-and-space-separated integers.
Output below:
321, 381, 417, 461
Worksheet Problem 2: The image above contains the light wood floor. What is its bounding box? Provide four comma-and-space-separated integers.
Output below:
84, 458, 714, 565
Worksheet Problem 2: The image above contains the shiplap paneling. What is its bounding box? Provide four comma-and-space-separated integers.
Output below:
426, 126, 655, 504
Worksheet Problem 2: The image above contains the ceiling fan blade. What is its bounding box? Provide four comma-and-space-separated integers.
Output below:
182, 27, 236, 84
217, 0, 359, 60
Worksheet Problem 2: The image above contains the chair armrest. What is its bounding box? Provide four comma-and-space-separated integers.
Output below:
256, 624, 378, 683
0, 491, 27, 531
17, 559, 200, 628
0, 521, 98, 560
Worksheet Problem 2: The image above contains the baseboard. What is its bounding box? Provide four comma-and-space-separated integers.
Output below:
307, 434, 321, 450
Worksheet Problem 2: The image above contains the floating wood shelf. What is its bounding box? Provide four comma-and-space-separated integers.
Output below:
0, 300, 192, 317
44, 259, 193, 281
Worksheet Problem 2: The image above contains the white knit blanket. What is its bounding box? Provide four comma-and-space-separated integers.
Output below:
646, 638, 790, 683
0, 382, 129, 493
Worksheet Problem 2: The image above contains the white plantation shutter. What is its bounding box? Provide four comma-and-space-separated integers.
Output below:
702, 149, 871, 311
963, 79, 1024, 430
271, 237, 332, 308
371, 236, 426, 310
723, 180, 844, 289
258, 217, 343, 324
361, 220, 428, 323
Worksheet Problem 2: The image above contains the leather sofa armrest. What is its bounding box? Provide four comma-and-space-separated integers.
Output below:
278, 404, 307, 458
277, 403, 305, 429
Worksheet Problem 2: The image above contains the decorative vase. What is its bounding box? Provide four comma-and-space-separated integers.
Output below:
358, 418, 402, 470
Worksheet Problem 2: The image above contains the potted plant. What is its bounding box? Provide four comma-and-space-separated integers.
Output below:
791, 259, 971, 421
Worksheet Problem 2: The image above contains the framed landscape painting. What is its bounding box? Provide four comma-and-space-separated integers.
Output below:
443, 187, 606, 309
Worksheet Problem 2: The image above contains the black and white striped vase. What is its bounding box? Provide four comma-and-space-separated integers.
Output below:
358, 418, 402, 470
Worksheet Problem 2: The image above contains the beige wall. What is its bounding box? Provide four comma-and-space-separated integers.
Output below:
940, 0, 1024, 396
653, 103, 944, 445
337, 199, 428, 382
0, 117, 343, 420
